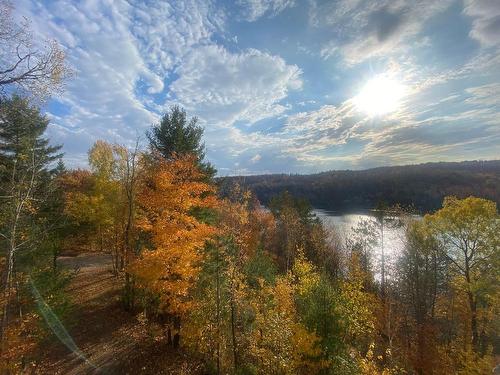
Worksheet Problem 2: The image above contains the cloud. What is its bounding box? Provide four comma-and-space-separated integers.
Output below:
129, 0, 223, 73
17, 1, 160, 158
312, 0, 452, 65
465, 83, 500, 107
250, 153, 262, 163
350, 77, 500, 166
13, 1, 185, 162
261, 69, 500, 169
464, 0, 500, 46
236, 0, 295, 21
360, 120, 500, 167
268, 103, 364, 165
169, 45, 302, 126
14, 0, 301, 167
11, 0, 500, 173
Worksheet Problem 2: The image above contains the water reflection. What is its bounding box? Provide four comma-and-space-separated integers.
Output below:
313, 209, 412, 278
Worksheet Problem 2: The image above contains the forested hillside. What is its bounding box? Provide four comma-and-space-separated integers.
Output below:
2, 99, 499, 374
220, 161, 500, 212
1, 2, 499, 374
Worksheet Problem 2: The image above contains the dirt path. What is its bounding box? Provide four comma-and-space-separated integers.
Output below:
33, 253, 202, 375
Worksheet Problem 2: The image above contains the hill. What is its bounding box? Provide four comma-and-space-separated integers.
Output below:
218, 160, 500, 213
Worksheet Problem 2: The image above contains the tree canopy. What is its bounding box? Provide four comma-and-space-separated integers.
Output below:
147, 105, 216, 178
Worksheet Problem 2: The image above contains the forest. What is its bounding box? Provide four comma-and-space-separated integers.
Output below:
220, 161, 500, 213
1, 1, 499, 374
1, 98, 499, 374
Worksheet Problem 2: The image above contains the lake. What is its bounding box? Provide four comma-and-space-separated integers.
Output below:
313, 209, 410, 273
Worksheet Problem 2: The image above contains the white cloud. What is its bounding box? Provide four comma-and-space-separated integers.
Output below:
237, 0, 295, 21
129, 0, 224, 74
264, 69, 500, 168
13, 0, 301, 167
277, 103, 364, 163
12, 0, 499, 173
464, 0, 500, 45
169, 45, 302, 126
465, 83, 500, 107
313, 0, 452, 65
250, 154, 262, 163
13, 0, 166, 162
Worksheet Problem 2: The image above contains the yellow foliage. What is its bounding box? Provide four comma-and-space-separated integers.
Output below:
339, 253, 377, 342
358, 342, 406, 375
292, 249, 320, 296
250, 275, 326, 374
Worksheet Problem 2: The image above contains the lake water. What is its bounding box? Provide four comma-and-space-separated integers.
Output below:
313, 209, 409, 273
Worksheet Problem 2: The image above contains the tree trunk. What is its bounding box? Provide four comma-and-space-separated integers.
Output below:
216, 247, 221, 375
173, 316, 181, 348
52, 242, 59, 273
230, 293, 238, 371
1, 244, 14, 349
468, 289, 478, 351
380, 218, 385, 296
167, 326, 172, 346
465, 260, 478, 351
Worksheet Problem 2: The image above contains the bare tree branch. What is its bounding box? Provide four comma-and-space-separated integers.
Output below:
0, 0, 72, 99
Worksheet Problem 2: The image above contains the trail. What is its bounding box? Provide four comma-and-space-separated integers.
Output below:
34, 253, 201, 374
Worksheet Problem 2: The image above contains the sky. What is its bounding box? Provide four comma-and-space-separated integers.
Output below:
14, 0, 500, 175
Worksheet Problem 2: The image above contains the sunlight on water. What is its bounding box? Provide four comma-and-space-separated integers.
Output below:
314, 209, 409, 277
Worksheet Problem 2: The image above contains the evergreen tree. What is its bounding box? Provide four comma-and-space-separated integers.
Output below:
147, 105, 216, 178
0, 95, 63, 349
0, 95, 62, 180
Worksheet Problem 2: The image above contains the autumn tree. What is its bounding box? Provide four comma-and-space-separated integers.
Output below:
129, 154, 217, 347
185, 187, 331, 374
395, 219, 445, 374
0, 0, 71, 98
112, 142, 141, 308
250, 275, 325, 375
338, 252, 378, 352
63, 140, 141, 276
63, 141, 118, 255
185, 186, 259, 373
36, 159, 68, 272
87, 141, 120, 253
59, 169, 98, 252
269, 191, 326, 272
346, 218, 378, 289
425, 196, 499, 353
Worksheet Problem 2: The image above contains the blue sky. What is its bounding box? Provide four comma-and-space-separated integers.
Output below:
15, 0, 500, 174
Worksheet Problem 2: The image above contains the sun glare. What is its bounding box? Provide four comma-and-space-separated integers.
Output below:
355, 75, 406, 116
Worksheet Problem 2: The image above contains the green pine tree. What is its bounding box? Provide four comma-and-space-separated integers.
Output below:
146, 105, 216, 178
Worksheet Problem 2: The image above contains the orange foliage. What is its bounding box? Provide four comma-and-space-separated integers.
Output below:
217, 185, 277, 262
129, 154, 217, 316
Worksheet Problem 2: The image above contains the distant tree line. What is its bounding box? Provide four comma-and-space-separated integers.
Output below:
1, 95, 498, 373
220, 161, 500, 213
1, 2, 498, 373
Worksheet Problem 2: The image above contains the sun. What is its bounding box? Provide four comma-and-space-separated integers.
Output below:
354, 75, 406, 116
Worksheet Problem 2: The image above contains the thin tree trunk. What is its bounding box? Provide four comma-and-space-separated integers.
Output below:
1, 148, 40, 351
122, 142, 137, 310
381, 218, 385, 296
230, 273, 238, 372
465, 260, 478, 351
468, 289, 478, 350
216, 246, 221, 375
1, 244, 14, 349
173, 316, 181, 348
